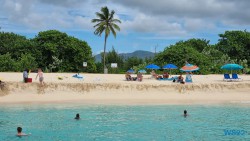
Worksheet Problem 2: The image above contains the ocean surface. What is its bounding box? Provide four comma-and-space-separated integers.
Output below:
0, 104, 250, 141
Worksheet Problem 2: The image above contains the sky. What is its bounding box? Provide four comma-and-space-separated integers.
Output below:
0, 0, 250, 55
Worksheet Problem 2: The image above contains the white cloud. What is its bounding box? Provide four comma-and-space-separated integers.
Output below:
0, 0, 250, 39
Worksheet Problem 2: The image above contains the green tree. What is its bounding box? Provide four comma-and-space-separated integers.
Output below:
155, 40, 212, 74
0, 53, 16, 71
0, 32, 36, 60
92, 6, 121, 73
216, 30, 250, 66
104, 47, 124, 73
32, 30, 96, 72
16, 53, 38, 71
124, 57, 143, 71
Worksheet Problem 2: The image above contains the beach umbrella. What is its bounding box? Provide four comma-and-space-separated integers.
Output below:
163, 64, 178, 69
145, 64, 160, 69
221, 63, 243, 74
127, 69, 135, 73
163, 64, 178, 75
221, 64, 243, 70
180, 64, 199, 72
138, 69, 147, 74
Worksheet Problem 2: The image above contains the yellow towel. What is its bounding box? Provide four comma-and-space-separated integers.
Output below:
58, 76, 63, 80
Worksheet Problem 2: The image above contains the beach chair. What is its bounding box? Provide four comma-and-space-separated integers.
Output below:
223, 74, 232, 81
232, 73, 242, 81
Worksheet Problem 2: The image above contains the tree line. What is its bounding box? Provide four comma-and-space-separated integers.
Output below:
100, 30, 250, 74
0, 30, 249, 74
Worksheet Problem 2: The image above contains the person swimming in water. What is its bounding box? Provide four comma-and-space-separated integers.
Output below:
16, 127, 28, 136
75, 113, 80, 120
184, 110, 188, 117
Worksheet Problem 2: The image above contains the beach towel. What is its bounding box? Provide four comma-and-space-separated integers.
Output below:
72, 74, 84, 80
158, 76, 178, 81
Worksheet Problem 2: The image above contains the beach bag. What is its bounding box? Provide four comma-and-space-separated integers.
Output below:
173, 79, 176, 82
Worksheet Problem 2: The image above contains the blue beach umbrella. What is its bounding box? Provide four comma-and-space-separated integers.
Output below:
127, 69, 135, 73
163, 64, 178, 69
145, 64, 160, 69
221, 64, 243, 70
163, 64, 178, 75
221, 63, 243, 74
138, 69, 147, 74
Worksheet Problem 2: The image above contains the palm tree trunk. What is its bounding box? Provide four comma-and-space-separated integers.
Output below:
103, 35, 108, 73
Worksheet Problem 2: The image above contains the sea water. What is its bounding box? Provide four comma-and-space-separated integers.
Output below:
0, 104, 250, 141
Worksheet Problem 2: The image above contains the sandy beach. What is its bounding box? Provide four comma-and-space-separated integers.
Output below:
0, 72, 250, 105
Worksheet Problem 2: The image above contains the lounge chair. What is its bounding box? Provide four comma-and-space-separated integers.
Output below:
232, 73, 242, 81
223, 74, 232, 81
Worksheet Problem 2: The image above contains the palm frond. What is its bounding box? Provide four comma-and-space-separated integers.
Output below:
93, 22, 106, 28
111, 23, 120, 31
111, 19, 121, 23
92, 6, 121, 40
109, 26, 117, 38
101, 7, 109, 19
94, 26, 105, 36
91, 19, 104, 23
95, 12, 106, 20
109, 10, 115, 21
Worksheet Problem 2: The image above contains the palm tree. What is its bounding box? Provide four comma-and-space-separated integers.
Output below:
92, 6, 121, 73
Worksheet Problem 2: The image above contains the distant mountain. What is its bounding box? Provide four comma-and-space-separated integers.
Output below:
94, 50, 155, 62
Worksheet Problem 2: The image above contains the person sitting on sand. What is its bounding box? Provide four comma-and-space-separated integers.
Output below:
137, 72, 143, 82
183, 110, 188, 117
163, 72, 169, 79
151, 70, 158, 79
177, 74, 184, 83
75, 113, 80, 120
125, 72, 132, 81
16, 127, 28, 136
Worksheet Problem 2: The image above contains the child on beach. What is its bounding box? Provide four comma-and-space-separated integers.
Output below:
35, 68, 44, 85
137, 72, 143, 81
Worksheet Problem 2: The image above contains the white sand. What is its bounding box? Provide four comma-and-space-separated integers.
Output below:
0, 72, 250, 105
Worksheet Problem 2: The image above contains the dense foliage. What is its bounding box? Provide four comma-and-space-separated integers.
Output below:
0, 30, 96, 72
0, 30, 249, 74
154, 30, 250, 74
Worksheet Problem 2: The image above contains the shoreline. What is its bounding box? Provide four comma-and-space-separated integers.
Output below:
1, 73, 250, 105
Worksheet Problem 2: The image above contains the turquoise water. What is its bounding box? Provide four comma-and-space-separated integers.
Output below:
0, 104, 250, 141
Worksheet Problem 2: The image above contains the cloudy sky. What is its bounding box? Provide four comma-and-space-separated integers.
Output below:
1, 0, 250, 54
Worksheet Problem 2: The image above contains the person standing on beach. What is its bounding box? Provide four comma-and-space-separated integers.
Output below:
35, 68, 44, 85
23, 69, 28, 83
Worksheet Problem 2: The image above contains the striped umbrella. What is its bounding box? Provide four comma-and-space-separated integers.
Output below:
180, 64, 199, 72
